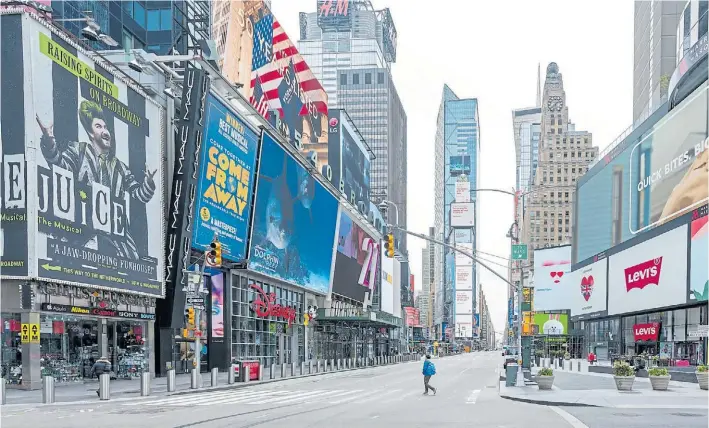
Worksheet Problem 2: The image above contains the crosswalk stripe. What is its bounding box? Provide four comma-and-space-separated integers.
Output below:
348, 389, 402, 404
140, 388, 282, 406
466, 389, 481, 404
249, 390, 333, 405
201, 390, 291, 405
328, 390, 369, 404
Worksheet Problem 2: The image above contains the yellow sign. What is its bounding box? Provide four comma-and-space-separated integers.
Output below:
29, 324, 40, 343
21, 323, 30, 343
39, 33, 119, 98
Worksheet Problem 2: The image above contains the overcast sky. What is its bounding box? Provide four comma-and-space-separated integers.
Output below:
272, 0, 634, 334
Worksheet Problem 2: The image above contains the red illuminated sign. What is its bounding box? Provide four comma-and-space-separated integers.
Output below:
319, 0, 349, 17
633, 323, 660, 341
249, 284, 297, 326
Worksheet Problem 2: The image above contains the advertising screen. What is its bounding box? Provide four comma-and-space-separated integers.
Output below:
532, 246, 572, 311
455, 243, 473, 266
607, 225, 688, 316
451, 202, 475, 228
455, 180, 470, 202
629, 84, 707, 233
404, 307, 420, 326
243, 6, 329, 172
450, 155, 471, 176
332, 209, 379, 302
192, 95, 259, 261
533, 313, 568, 335
210, 273, 225, 339
248, 133, 338, 294
393, 257, 402, 318
455, 289, 473, 315
455, 313, 473, 338
569, 258, 608, 319
380, 245, 394, 314
690, 215, 708, 302
19, 17, 165, 296
327, 110, 371, 208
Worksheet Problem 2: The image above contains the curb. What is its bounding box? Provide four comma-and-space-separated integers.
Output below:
498, 393, 602, 408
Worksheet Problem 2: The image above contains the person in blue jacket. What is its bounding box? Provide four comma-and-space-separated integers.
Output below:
422, 354, 437, 395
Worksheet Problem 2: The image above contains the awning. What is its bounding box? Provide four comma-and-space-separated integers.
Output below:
315, 308, 403, 328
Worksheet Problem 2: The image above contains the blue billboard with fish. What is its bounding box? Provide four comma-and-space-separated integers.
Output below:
192, 95, 259, 261
248, 132, 339, 294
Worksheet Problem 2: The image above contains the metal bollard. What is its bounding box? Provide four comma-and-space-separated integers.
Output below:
269, 364, 275, 380
167, 369, 176, 392
140, 371, 151, 396
1, 377, 5, 405
211, 367, 219, 387
578, 361, 581, 372
99, 373, 110, 400
317, 360, 321, 373
244, 365, 251, 384
291, 362, 295, 377
301, 362, 305, 376
228, 364, 237, 384
330, 359, 334, 371
259, 365, 264, 381
190, 368, 199, 389
281, 363, 286, 378
337, 359, 341, 370
42, 375, 55, 404
309, 360, 313, 374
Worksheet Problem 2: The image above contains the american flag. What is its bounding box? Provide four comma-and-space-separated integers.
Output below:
249, 14, 328, 120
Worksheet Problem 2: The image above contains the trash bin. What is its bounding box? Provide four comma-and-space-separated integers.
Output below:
505, 363, 518, 387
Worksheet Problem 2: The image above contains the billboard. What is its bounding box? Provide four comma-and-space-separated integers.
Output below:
393, 257, 402, 318
690, 215, 708, 302
380, 245, 394, 314
451, 202, 475, 228
332, 209, 379, 302
454, 228, 472, 243
629, 84, 707, 233
455, 313, 474, 338
317, 0, 352, 31
450, 155, 471, 176
455, 289, 473, 315
532, 246, 572, 311
455, 180, 470, 202
327, 110, 371, 208
13, 16, 166, 296
455, 243, 473, 266
248, 132, 339, 294
192, 95, 259, 261
569, 258, 608, 319
533, 313, 568, 335
404, 306, 420, 327
210, 273, 225, 339
243, 6, 330, 173
607, 225, 688, 316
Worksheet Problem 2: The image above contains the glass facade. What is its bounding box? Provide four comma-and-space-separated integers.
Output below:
51, 0, 186, 55
230, 273, 306, 367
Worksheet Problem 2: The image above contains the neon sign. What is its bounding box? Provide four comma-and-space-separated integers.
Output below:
249, 284, 297, 326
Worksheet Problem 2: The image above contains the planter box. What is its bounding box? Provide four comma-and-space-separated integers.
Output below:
649, 375, 671, 391
536, 375, 554, 390
697, 372, 709, 390
614, 375, 635, 391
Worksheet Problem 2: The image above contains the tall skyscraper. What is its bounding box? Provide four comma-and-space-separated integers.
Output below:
297, 0, 407, 251
433, 85, 480, 343
420, 226, 435, 335
525, 63, 598, 265
633, 1, 683, 124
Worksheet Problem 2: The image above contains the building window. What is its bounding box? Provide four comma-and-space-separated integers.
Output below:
611, 167, 623, 245
378, 72, 384, 84
353, 73, 359, 84
340, 74, 347, 85
123, 1, 134, 15
133, 1, 146, 28
160, 9, 172, 30
147, 9, 160, 31
365, 73, 372, 84
122, 29, 134, 52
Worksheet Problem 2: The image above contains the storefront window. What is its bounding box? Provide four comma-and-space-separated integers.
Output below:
40, 314, 98, 382
674, 309, 687, 342
1, 313, 22, 384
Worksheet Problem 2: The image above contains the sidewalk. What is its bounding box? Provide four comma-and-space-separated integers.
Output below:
499, 367, 709, 408
3, 356, 422, 406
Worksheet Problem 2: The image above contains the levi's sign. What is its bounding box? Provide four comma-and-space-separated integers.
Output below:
633, 323, 660, 341
624, 257, 662, 292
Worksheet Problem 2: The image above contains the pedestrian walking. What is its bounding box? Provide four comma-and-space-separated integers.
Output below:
92, 356, 112, 397
422, 354, 437, 395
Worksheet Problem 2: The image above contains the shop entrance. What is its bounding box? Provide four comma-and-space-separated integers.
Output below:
107, 320, 148, 379
276, 334, 292, 364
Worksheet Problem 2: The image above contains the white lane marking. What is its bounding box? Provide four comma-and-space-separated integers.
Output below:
137, 388, 264, 405
459, 367, 473, 375
465, 389, 481, 404
548, 406, 589, 428
249, 390, 333, 405
207, 390, 292, 405
614, 404, 709, 409
349, 389, 402, 404
328, 390, 367, 404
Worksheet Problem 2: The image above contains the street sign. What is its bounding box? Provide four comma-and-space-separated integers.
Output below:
187, 297, 205, 304
511, 244, 528, 260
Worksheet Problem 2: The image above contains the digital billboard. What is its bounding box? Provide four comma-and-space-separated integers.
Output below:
451, 202, 475, 228
569, 258, 608, 319
455, 313, 473, 339
450, 155, 471, 176
243, 6, 330, 173
10, 15, 165, 296
533, 313, 568, 335
690, 215, 708, 302
248, 133, 339, 294
210, 273, 225, 339
327, 110, 371, 209
532, 246, 572, 311
455, 289, 473, 316
607, 225, 688, 316
393, 257, 402, 318
380, 244, 394, 315
332, 209, 379, 302
629, 85, 707, 233
192, 95, 259, 261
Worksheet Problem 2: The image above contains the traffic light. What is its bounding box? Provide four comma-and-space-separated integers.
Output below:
208, 238, 222, 266
186, 307, 195, 326
384, 233, 395, 258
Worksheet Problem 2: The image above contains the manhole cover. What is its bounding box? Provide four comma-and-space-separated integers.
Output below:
671, 413, 705, 417
612, 413, 642, 417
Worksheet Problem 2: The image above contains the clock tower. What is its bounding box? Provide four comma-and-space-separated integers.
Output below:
541, 62, 569, 137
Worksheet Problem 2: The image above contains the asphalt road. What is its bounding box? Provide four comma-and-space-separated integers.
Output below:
2, 352, 705, 427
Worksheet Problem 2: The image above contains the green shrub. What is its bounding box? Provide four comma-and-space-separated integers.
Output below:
613, 360, 635, 377
697, 365, 708, 373
648, 367, 669, 376
564, 352, 571, 360
538, 367, 553, 376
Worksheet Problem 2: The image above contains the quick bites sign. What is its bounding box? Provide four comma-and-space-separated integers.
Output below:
608, 225, 688, 316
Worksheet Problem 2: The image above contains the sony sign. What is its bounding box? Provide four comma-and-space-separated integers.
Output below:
160, 66, 210, 328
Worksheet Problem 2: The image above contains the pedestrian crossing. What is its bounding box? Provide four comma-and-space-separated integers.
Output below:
129, 387, 422, 407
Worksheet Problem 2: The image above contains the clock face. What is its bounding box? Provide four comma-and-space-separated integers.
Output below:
546, 95, 563, 112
